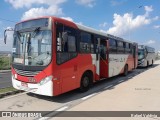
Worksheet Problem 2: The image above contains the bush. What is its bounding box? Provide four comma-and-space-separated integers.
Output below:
0, 56, 11, 70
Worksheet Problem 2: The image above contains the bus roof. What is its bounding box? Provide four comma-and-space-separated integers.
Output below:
16, 16, 137, 44
76, 23, 134, 44
138, 45, 155, 52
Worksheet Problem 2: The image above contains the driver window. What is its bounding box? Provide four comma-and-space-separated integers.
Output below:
56, 23, 77, 64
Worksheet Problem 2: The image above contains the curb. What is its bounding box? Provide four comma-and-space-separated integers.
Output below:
0, 90, 24, 99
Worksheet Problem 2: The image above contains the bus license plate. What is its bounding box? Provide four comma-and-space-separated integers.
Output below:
21, 82, 28, 88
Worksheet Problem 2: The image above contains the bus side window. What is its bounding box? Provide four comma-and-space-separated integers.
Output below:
80, 32, 92, 53
56, 23, 77, 64
117, 41, 124, 53
124, 42, 131, 54
109, 38, 117, 53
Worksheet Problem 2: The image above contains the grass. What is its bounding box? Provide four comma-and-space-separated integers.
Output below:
0, 87, 16, 94
0, 56, 11, 70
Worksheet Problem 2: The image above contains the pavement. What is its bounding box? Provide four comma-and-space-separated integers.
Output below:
52, 60, 160, 120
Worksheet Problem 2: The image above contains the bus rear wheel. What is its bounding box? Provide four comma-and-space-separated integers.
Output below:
151, 60, 154, 66
123, 65, 128, 76
80, 73, 91, 92
147, 61, 149, 67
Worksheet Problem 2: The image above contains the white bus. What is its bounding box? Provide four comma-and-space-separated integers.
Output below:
138, 45, 155, 67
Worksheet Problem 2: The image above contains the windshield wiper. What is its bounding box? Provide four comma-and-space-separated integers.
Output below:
32, 27, 41, 38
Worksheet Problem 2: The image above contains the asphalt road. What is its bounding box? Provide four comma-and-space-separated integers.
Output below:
0, 71, 12, 88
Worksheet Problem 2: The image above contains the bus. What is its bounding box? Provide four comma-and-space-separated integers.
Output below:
138, 45, 155, 67
5, 17, 138, 96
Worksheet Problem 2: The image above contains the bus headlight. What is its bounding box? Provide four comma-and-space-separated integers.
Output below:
141, 59, 145, 63
39, 75, 53, 86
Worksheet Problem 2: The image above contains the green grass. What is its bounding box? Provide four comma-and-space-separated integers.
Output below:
0, 87, 16, 94
0, 56, 11, 70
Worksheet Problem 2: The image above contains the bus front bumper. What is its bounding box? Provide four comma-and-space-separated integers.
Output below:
12, 76, 53, 96
138, 59, 146, 67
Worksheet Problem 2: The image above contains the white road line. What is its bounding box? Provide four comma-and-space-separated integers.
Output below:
118, 80, 124, 83
38, 117, 49, 120
81, 93, 96, 100
56, 106, 68, 111
104, 85, 113, 90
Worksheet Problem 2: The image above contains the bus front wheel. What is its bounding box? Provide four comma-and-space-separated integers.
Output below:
80, 73, 91, 92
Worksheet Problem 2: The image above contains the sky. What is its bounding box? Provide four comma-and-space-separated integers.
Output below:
0, 0, 160, 52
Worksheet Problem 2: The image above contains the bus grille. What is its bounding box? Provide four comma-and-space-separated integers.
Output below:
14, 69, 41, 77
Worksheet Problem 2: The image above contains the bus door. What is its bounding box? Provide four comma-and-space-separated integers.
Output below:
99, 40, 109, 78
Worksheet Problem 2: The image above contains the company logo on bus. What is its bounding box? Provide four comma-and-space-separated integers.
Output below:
28, 77, 36, 83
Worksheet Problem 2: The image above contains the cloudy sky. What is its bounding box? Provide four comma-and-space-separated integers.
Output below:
0, 0, 160, 51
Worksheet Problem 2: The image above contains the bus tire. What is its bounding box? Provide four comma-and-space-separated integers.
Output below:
123, 64, 128, 76
151, 60, 154, 66
147, 61, 149, 67
80, 72, 91, 92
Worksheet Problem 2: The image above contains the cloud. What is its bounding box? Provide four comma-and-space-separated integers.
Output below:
99, 22, 108, 27
21, 6, 63, 20
106, 6, 155, 36
145, 40, 155, 45
5, 0, 66, 9
153, 25, 160, 29
152, 16, 159, 21
6, 0, 67, 20
110, 0, 127, 6
76, 0, 96, 8
144, 5, 153, 13
144, 5, 153, 17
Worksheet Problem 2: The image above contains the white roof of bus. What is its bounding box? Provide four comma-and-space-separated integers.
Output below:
76, 23, 134, 44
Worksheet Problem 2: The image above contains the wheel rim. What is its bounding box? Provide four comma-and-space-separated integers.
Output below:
82, 76, 89, 87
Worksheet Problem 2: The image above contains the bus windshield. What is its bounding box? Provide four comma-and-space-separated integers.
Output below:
138, 49, 145, 60
12, 30, 52, 66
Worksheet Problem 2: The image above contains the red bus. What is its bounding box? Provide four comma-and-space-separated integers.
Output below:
8, 17, 138, 96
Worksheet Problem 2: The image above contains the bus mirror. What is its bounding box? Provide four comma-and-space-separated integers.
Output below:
57, 38, 62, 52
4, 28, 14, 44
4, 30, 7, 44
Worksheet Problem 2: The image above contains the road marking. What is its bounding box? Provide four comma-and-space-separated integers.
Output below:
104, 85, 113, 90
56, 106, 68, 111
81, 93, 96, 100
38, 117, 49, 120
118, 80, 124, 83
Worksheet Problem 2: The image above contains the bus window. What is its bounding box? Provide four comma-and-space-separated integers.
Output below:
124, 42, 130, 54
80, 31, 93, 53
117, 41, 124, 53
109, 38, 117, 53
56, 23, 77, 64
